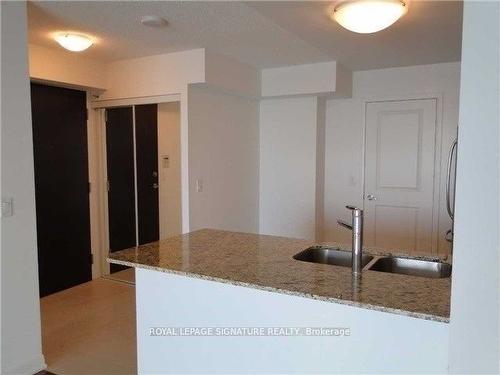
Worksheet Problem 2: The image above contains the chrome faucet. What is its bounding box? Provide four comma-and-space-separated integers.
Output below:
337, 206, 364, 275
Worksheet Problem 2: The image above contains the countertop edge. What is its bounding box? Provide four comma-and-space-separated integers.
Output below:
107, 257, 450, 324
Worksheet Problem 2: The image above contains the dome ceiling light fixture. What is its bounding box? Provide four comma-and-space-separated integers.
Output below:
329, 0, 408, 34
55, 33, 93, 52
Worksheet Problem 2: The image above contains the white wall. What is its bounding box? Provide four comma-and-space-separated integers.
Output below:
448, 2, 500, 373
323, 62, 461, 255
29, 43, 106, 93
136, 268, 449, 374
99, 49, 205, 101
158, 102, 182, 239
1, 2, 46, 374
259, 97, 321, 240
261, 61, 352, 98
28, 46, 206, 103
188, 85, 259, 233
205, 51, 261, 98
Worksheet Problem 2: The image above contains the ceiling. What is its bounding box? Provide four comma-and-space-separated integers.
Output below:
248, 1, 463, 70
28, 1, 463, 71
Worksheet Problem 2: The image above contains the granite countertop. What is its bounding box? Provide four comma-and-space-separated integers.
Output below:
107, 229, 451, 323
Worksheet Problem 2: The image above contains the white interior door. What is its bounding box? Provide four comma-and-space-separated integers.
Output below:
364, 99, 437, 254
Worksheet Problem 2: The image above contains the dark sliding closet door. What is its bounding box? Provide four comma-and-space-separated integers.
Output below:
106, 107, 136, 273
31, 83, 92, 297
135, 104, 159, 245
105, 105, 159, 273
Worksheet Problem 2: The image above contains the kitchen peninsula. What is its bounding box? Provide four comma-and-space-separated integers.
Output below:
108, 229, 451, 374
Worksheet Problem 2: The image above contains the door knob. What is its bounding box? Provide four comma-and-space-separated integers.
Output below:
366, 194, 377, 201
152, 183, 159, 189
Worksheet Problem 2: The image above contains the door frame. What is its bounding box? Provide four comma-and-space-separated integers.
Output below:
361, 92, 444, 254
93, 95, 181, 275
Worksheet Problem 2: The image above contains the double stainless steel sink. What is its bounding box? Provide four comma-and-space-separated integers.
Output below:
293, 246, 452, 279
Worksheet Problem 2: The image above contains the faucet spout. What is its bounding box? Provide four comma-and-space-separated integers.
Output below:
337, 206, 364, 275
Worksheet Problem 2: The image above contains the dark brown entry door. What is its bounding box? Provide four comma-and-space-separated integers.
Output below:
135, 104, 159, 245
105, 107, 136, 273
105, 105, 159, 273
31, 83, 92, 297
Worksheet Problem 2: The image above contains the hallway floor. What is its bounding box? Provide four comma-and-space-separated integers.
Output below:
40, 275, 136, 374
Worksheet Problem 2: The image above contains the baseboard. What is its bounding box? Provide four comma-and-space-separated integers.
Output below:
2, 353, 46, 375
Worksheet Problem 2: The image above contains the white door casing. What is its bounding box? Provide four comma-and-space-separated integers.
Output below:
364, 99, 437, 254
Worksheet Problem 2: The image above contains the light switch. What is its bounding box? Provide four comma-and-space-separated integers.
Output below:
1, 198, 13, 217
196, 179, 203, 193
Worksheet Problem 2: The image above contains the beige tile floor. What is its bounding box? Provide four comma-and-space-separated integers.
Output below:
40, 276, 136, 375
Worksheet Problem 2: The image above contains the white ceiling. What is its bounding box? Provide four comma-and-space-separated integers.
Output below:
248, 1, 463, 70
28, 1, 462, 71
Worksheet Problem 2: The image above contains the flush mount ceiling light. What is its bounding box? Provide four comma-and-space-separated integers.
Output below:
141, 15, 168, 27
55, 33, 93, 52
330, 0, 408, 34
